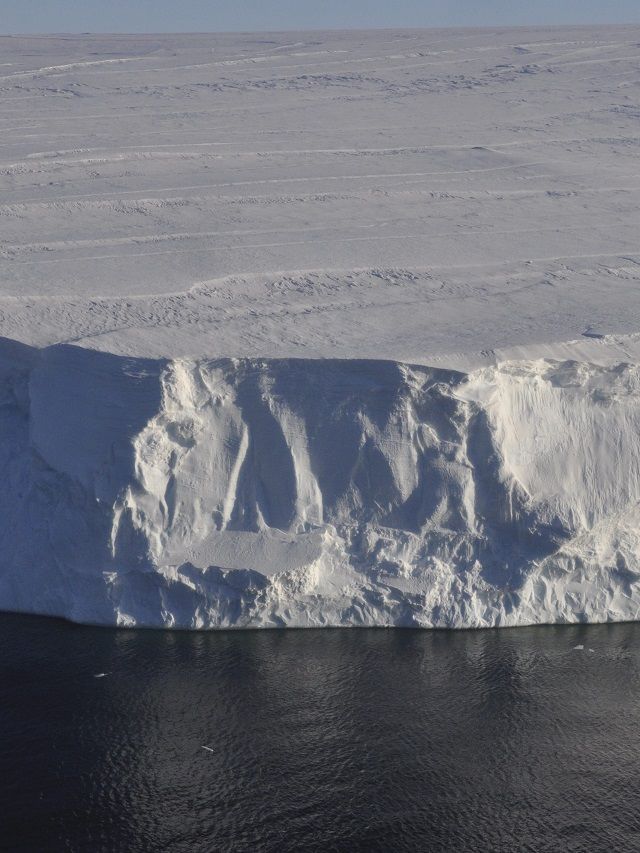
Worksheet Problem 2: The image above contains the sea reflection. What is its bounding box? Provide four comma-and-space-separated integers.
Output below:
2, 618, 640, 851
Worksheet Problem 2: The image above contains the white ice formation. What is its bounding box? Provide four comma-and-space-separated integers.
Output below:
2, 27, 640, 627
2, 342, 640, 628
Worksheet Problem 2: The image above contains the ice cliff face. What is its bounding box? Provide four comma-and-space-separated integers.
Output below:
1, 338, 640, 629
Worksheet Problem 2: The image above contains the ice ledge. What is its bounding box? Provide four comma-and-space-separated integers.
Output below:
1, 337, 640, 629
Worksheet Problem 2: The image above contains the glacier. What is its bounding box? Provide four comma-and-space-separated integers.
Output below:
2, 26, 640, 627
2, 339, 640, 628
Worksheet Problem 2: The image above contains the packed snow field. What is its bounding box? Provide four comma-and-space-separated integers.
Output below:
1, 27, 640, 627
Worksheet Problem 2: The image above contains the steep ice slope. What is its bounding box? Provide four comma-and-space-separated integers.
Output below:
2, 341, 640, 628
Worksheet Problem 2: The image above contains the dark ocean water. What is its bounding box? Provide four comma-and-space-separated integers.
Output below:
2, 615, 640, 852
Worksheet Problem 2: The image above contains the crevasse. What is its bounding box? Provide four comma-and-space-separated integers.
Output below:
1, 337, 640, 628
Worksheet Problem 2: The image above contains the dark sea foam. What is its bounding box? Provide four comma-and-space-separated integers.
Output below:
2, 615, 640, 851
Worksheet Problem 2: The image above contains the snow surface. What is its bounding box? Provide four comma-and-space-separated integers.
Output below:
1, 27, 640, 627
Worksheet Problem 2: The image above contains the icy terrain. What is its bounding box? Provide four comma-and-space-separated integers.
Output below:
1, 27, 640, 627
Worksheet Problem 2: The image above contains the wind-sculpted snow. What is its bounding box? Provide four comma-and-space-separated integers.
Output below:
1, 340, 640, 628
2, 28, 640, 362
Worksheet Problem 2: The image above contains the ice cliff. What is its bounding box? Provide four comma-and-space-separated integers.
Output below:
1, 337, 640, 629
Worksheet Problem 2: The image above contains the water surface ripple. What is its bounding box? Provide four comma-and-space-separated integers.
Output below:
2, 615, 640, 851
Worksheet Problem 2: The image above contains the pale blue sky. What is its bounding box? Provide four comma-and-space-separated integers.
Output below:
2, 0, 639, 34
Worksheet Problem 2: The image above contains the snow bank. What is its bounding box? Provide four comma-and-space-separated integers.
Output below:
1, 338, 640, 628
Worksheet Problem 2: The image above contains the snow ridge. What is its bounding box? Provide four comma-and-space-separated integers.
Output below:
1, 340, 640, 628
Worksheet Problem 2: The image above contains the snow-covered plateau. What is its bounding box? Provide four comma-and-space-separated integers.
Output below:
2, 27, 640, 627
